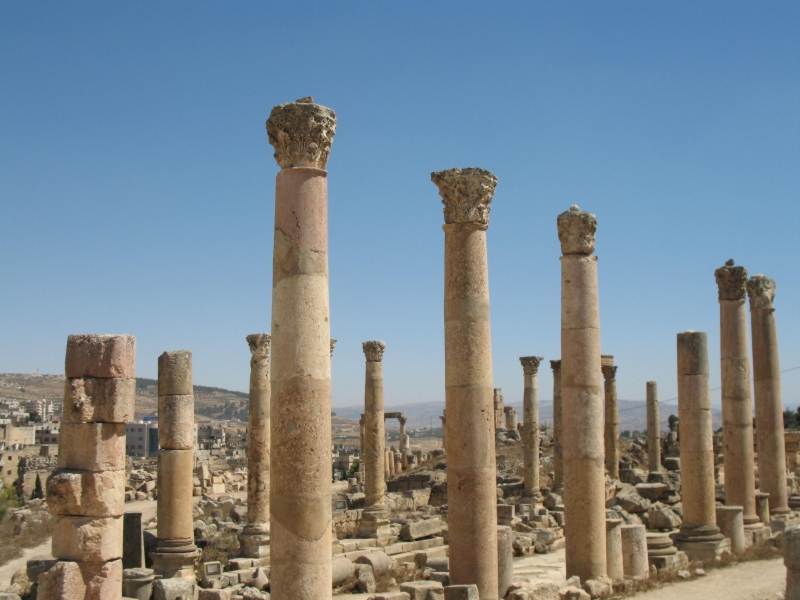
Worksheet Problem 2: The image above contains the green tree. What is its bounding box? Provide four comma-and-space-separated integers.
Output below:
667, 414, 679, 431
28, 412, 41, 423
31, 474, 44, 500
347, 459, 360, 477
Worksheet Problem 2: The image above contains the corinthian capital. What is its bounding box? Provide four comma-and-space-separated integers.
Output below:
431, 167, 497, 227
550, 359, 561, 374
362, 340, 386, 362
519, 356, 543, 375
601, 365, 618, 380
557, 205, 597, 255
330, 339, 337, 357
246, 334, 271, 358
266, 97, 336, 170
715, 259, 748, 302
746, 274, 776, 310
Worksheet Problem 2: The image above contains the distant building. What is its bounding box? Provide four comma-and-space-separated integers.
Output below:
126, 421, 159, 458
35, 427, 59, 445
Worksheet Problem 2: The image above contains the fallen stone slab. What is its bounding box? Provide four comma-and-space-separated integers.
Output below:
400, 518, 443, 541
400, 580, 445, 600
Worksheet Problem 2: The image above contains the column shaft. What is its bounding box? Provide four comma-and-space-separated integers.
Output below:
363, 343, 386, 512
520, 357, 543, 498
602, 359, 619, 479
551, 360, 563, 492
267, 98, 335, 600
646, 382, 661, 473
748, 275, 790, 515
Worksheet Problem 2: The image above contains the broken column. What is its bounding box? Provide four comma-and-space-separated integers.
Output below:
602, 355, 619, 479
747, 274, 791, 517
520, 356, 543, 499
266, 96, 335, 599
433, 167, 499, 599
151, 350, 199, 581
240, 333, 271, 558
46, 334, 135, 599
558, 205, 607, 581
646, 381, 661, 473
550, 359, 563, 492
358, 341, 391, 542
715, 260, 762, 538
503, 406, 517, 430
494, 388, 504, 429
674, 331, 731, 560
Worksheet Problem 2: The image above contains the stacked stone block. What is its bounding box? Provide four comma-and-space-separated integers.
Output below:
45, 334, 136, 599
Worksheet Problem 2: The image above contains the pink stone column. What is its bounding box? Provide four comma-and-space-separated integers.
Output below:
520, 356, 543, 499
266, 97, 336, 600
433, 167, 499, 599
715, 260, 760, 532
558, 205, 606, 581
602, 356, 619, 479
550, 359, 563, 492
240, 333, 271, 558
747, 275, 791, 516
47, 334, 135, 598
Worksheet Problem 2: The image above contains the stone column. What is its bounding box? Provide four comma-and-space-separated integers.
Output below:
358, 341, 391, 542
716, 505, 745, 555
46, 334, 135, 598
646, 381, 661, 473
398, 416, 408, 452
433, 167, 499, 599
520, 357, 543, 499
558, 205, 606, 581
440, 412, 446, 449
550, 360, 563, 492
384, 451, 391, 480
620, 524, 649, 580
151, 350, 199, 581
715, 260, 760, 534
494, 388, 504, 429
266, 96, 335, 600
674, 331, 730, 560
602, 356, 619, 479
747, 275, 791, 516
359, 416, 365, 457
240, 334, 271, 558
605, 519, 624, 582
503, 407, 517, 430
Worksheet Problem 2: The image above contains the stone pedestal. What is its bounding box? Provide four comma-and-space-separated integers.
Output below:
646, 533, 686, 571
785, 526, 800, 600
152, 350, 199, 583
621, 524, 649, 580
605, 519, 624, 582
47, 334, 135, 600
674, 331, 730, 561
240, 334, 271, 558
267, 97, 335, 600
716, 505, 745, 555
433, 167, 499, 599
646, 381, 661, 473
747, 275, 791, 517
359, 341, 391, 544
550, 360, 563, 492
602, 356, 619, 480
520, 357, 543, 499
558, 206, 606, 582
716, 261, 761, 533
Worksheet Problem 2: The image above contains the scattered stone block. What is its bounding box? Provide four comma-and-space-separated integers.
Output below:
560, 587, 590, 600
26, 555, 57, 582
369, 594, 411, 600
355, 551, 392, 576
63, 377, 135, 424
634, 483, 668, 501
198, 590, 232, 600
245, 567, 269, 591
400, 580, 444, 600
332, 556, 356, 586
582, 575, 612, 598
400, 518, 443, 541
52, 515, 123, 562
37, 561, 85, 599
65, 334, 136, 379
153, 576, 195, 600
81, 559, 123, 600
444, 584, 478, 599
647, 505, 681, 530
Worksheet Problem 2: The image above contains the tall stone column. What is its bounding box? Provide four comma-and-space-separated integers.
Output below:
266, 97, 335, 600
358, 341, 391, 543
550, 360, 563, 492
558, 205, 606, 581
45, 334, 135, 598
715, 260, 760, 533
359, 416, 365, 457
240, 334, 271, 558
646, 381, 661, 473
674, 332, 730, 560
520, 356, 543, 499
602, 356, 619, 479
151, 350, 199, 581
440, 412, 446, 449
494, 389, 504, 429
433, 167, 499, 599
747, 275, 791, 517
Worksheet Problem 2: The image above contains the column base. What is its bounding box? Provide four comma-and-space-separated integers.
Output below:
743, 521, 770, 547
358, 509, 393, 545
239, 524, 271, 558
647, 532, 688, 571
673, 526, 730, 562
150, 540, 199, 583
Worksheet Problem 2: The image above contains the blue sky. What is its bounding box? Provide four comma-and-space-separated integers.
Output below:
1, 2, 798, 409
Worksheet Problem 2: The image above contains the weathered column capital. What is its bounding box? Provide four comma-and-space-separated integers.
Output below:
557, 205, 597, 255
746, 274, 776, 310
601, 365, 618, 380
246, 333, 271, 358
362, 340, 386, 362
398, 416, 407, 426
715, 259, 748, 301
330, 339, 337, 357
266, 97, 336, 170
550, 359, 561, 373
431, 167, 497, 228
520, 356, 544, 375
